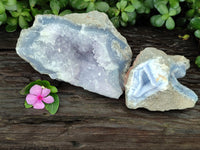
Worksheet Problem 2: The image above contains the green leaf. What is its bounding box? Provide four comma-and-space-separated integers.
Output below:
19, 15, 28, 29
194, 30, 200, 38
136, 5, 145, 14
25, 100, 33, 108
186, 9, 195, 18
110, 16, 120, 28
124, 5, 135, 12
59, 9, 72, 16
131, 0, 142, 9
49, 86, 58, 93
166, 16, 175, 30
43, 10, 52, 14
157, 4, 168, 15
120, 0, 127, 10
116, 2, 120, 10
45, 93, 59, 115
86, 2, 95, 12
95, 2, 109, 12
50, 0, 60, 15
121, 12, 128, 22
127, 11, 136, 22
20, 81, 37, 95
120, 19, 127, 27
169, 8, 176, 16
162, 14, 169, 20
0, 12, 7, 22
7, 17, 17, 25
0, 1, 5, 14
195, 56, 200, 68
144, 0, 153, 9
108, 7, 118, 17
10, 11, 20, 17
190, 17, 200, 30
150, 15, 165, 27
31, 7, 42, 16
70, 0, 89, 10
3, 0, 17, 11
5, 24, 17, 32
169, 0, 179, 9
21, 11, 32, 22
59, 0, 69, 8
29, 0, 37, 7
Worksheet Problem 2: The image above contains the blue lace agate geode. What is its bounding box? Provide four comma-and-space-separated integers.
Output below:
16, 11, 132, 98
125, 47, 198, 111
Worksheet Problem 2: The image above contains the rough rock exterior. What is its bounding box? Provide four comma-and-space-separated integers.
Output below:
16, 11, 132, 99
125, 47, 198, 111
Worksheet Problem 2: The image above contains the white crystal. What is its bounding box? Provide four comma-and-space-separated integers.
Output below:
16, 11, 132, 99
125, 47, 198, 111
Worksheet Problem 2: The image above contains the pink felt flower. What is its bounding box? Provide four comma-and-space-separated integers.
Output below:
26, 85, 54, 109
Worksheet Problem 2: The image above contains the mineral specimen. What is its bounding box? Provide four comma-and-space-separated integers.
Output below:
125, 47, 198, 111
16, 11, 132, 99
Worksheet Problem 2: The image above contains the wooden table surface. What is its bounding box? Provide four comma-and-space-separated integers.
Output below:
0, 26, 200, 150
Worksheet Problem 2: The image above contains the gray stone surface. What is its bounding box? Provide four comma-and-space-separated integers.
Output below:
125, 47, 198, 111
16, 11, 132, 99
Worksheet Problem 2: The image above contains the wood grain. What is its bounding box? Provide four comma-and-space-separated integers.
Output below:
0, 26, 200, 150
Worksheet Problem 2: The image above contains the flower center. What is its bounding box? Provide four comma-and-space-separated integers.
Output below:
37, 95, 43, 101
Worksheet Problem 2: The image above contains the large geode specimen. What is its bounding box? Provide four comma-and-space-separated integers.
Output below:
125, 47, 198, 111
16, 11, 132, 98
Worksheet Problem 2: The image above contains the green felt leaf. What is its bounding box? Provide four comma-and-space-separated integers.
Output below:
124, 5, 135, 12
195, 56, 200, 68
45, 93, 59, 115
122, 11, 128, 22
194, 30, 200, 39
59, 9, 72, 16
95, 2, 109, 12
5, 24, 17, 32
166, 16, 175, 30
25, 100, 33, 108
150, 15, 165, 27
50, 0, 60, 15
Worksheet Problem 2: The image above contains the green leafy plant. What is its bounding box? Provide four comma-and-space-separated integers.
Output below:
0, 0, 200, 67
20, 79, 59, 115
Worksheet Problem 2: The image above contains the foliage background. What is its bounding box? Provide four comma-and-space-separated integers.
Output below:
0, 0, 200, 66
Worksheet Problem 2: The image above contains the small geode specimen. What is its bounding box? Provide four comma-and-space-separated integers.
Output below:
16, 11, 132, 99
125, 47, 198, 111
